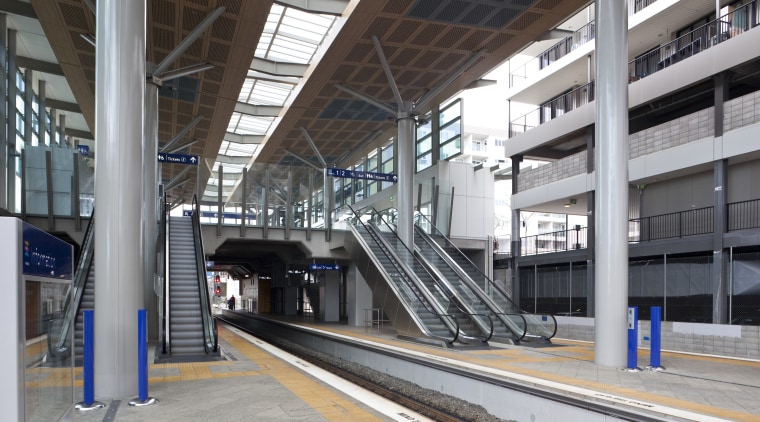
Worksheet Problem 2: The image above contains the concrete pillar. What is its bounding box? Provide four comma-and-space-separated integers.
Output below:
94, 0, 145, 399
144, 66, 160, 340
510, 154, 522, 300
0, 14, 7, 210
347, 264, 371, 327
37, 80, 46, 145
7, 29, 16, 211
712, 73, 730, 324
321, 271, 340, 322
586, 127, 595, 318
23, 69, 32, 145
396, 101, 415, 248
594, 0, 629, 367
712, 159, 728, 323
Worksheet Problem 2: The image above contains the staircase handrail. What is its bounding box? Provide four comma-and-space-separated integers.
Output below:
341, 205, 460, 344
191, 195, 218, 353
414, 211, 556, 340
50, 210, 96, 358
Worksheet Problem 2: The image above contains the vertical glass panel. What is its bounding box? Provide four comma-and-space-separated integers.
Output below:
25, 279, 73, 422
416, 136, 432, 156
416, 152, 432, 172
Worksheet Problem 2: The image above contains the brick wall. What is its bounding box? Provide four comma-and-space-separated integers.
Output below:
629, 107, 714, 159
519, 150, 587, 191
725, 90, 760, 132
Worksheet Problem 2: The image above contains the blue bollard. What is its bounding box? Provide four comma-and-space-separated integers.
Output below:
138, 309, 148, 401
625, 306, 641, 371
647, 306, 665, 371
129, 309, 158, 406
83, 310, 94, 405
75, 310, 104, 410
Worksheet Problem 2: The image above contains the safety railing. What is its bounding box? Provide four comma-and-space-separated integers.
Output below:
509, 81, 594, 137
629, 1, 757, 81
191, 195, 218, 353
521, 226, 588, 256
414, 212, 556, 341
630, 207, 714, 242
510, 21, 596, 87
339, 205, 460, 344
728, 199, 760, 231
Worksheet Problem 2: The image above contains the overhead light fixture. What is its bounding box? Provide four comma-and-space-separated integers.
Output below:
564, 198, 577, 208
564, 203, 571, 208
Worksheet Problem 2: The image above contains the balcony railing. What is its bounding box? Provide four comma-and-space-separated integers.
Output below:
629, 207, 714, 242
728, 199, 760, 231
510, 20, 596, 87
521, 226, 588, 256
510, 1, 758, 138
509, 81, 594, 137
629, 1, 757, 81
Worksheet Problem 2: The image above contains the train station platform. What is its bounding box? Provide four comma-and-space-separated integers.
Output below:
230, 313, 760, 422
60, 324, 429, 422
57, 313, 760, 421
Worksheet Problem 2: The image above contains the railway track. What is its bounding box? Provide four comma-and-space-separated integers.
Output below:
218, 316, 483, 422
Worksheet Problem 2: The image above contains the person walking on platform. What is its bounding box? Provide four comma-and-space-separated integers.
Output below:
227, 295, 236, 310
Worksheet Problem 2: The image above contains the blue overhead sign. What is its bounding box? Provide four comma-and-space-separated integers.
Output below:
308, 263, 342, 271
158, 152, 199, 165
326, 167, 397, 182
76, 144, 89, 157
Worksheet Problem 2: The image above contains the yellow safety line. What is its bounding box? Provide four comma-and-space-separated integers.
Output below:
218, 325, 380, 421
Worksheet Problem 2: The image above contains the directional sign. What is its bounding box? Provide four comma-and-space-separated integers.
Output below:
326, 167, 397, 182
76, 144, 89, 157
308, 263, 342, 271
158, 152, 199, 165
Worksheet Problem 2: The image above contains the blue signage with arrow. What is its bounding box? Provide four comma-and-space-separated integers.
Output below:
326, 167, 397, 182
158, 152, 199, 165
76, 144, 89, 157
308, 263, 342, 271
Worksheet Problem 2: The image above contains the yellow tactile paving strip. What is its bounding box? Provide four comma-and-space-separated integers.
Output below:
218, 325, 380, 421
297, 322, 760, 422
26, 326, 381, 421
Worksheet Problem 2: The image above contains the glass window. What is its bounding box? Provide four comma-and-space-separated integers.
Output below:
440, 136, 461, 161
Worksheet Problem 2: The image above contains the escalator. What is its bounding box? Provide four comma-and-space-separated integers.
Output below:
366, 216, 493, 344
48, 194, 218, 362
413, 212, 557, 343
47, 212, 95, 362
341, 205, 494, 346
161, 195, 218, 358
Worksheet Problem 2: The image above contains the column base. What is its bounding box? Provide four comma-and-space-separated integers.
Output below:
75, 401, 105, 411
128, 396, 159, 407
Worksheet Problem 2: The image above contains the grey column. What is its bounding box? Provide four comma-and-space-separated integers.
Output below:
510, 154, 522, 300
712, 73, 730, 324
7, 29, 16, 210
59, 114, 66, 146
144, 67, 160, 341
49, 108, 56, 144
431, 105, 440, 165
396, 101, 415, 248
23, 69, 32, 145
0, 14, 6, 210
94, 0, 145, 399
241, 167, 247, 237
712, 159, 728, 323
37, 80, 46, 145
594, 0, 629, 367
586, 127, 595, 317
217, 165, 223, 237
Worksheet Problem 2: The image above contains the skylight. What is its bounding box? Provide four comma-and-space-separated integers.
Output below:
207, 3, 339, 203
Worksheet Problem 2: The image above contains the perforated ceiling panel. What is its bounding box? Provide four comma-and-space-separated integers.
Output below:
406, 0, 537, 29
318, 99, 396, 122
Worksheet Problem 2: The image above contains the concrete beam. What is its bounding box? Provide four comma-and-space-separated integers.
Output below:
46, 98, 81, 113
16, 56, 63, 76
225, 132, 264, 144
250, 57, 307, 77
65, 127, 93, 140
216, 155, 250, 165
234, 102, 282, 117
0, 0, 36, 18
274, 0, 348, 15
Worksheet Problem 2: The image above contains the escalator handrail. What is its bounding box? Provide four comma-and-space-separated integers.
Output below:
191, 195, 218, 353
414, 211, 556, 340
342, 205, 459, 344
417, 250, 495, 343
52, 209, 96, 356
